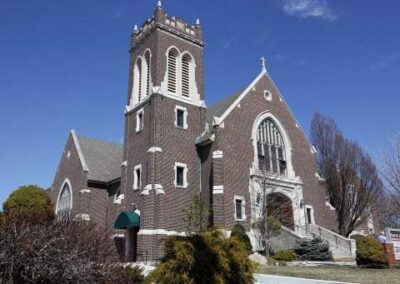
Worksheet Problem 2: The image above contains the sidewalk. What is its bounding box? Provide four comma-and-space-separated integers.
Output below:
255, 274, 357, 284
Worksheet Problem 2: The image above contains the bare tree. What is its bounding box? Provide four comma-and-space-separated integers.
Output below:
252, 171, 293, 256
382, 135, 400, 210
182, 193, 208, 236
0, 214, 143, 283
381, 134, 400, 227
311, 113, 383, 237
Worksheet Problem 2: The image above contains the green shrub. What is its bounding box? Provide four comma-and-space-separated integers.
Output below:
230, 223, 252, 254
3, 185, 54, 222
294, 238, 332, 261
267, 257, 279, 266
273, 249, 298, 261
356, 235, 388, 268
148, 228, 255, 284
105, 265, 144, 283
350, 234, 364, 242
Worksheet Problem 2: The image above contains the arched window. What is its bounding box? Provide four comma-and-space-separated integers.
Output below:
167, 48, 178, 94
256, 118, 287, 175
181, 54, 192, 97
137, 58, 142, 101
58, 183, 72, 218
132, 58, 142, 104
144, 51, 151, 97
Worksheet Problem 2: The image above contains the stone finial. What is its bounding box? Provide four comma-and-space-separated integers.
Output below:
157, 0, 162, 7
134, 25, 138, 32
196, 18, 201, 25
261, 56, 267, 72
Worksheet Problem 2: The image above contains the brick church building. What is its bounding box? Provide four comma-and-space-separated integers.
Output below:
48, 2, 374, 262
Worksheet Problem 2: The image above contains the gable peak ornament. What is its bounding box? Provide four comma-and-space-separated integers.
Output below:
261, 56, 267, 72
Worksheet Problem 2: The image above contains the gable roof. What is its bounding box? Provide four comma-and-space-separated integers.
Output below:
71, 130, 123, 183
206, 89, 244, 125
205, 67, 315, 150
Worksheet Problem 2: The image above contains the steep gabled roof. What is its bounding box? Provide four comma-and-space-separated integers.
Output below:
204, 66, 315, 150
71, 130, 123, 183
206, 89, 244, 125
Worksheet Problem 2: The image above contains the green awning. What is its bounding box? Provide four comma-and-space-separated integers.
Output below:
114, 211, 140, 229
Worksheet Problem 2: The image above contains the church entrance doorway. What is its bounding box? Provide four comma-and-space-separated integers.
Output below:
266, 192, 294, 230
126, 227, 139, 262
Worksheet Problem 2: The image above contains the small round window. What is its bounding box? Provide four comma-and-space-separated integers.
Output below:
264, 90, 272, 101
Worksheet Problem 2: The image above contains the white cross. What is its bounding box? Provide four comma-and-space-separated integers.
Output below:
261, 56, 267, 71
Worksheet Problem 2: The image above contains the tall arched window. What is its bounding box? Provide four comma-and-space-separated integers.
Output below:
256, 118, 287, 175
167, 48, 178, 94
132, 58, 143, 104
58, 183, 72, 218
181, 54, 192, 97
137, 58, 142, 102
144, 51, 151, 97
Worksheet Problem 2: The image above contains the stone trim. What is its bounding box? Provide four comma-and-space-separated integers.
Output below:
174, 105, 188, 129
147, 146, 162, 153
174, 162, 188, 188
212, 150, 223, 159
55, 178, 73, 213
75, 213, 91, 221
234, 195, 246, 221
71, 129, 89, 172
214, 69, 266, 125
136, 107, 144, 132
138, 229, 186, 236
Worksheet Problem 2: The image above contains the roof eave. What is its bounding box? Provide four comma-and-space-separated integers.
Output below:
71, 129, 90, 172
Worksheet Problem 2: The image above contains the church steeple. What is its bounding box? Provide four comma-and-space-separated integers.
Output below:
127, 2, 205, 111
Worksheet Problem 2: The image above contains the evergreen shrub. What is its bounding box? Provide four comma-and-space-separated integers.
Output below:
148, 228, 255, 284
294, 237, 332, 261
273, 249, 298, 262
230, 223, 252, 254
3, 185, 54, 222
356, 235, 388, 268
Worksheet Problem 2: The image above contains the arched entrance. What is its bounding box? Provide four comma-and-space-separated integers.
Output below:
266, 193, 294, 230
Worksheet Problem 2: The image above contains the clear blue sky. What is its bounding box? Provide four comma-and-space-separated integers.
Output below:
1, 0, 399, 205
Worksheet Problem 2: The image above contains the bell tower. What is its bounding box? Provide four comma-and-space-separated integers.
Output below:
126, 1, 205, 111
120, 1, 207, 261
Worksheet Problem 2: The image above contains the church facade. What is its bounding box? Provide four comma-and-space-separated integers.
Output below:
48, 3, 374, 262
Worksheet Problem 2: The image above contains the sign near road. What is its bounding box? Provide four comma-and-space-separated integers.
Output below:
386, 228, 400, 260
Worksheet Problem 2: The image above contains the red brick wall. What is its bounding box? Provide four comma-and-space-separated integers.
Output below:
213, 74, 338, 231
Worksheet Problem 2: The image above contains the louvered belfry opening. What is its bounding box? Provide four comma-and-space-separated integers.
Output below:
167, 49, 178, 94
181, 54, 191, 97
256, 118, 287, 175
145, 51, 151, 96
137, 58, 142, 102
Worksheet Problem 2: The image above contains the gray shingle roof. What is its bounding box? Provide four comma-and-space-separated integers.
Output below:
206, 88, 244, 125
77, 136, 123, 182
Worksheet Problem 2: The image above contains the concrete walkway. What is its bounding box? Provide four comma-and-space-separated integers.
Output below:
255, 274, 357, 284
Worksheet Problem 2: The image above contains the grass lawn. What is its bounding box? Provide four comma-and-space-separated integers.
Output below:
257, 265, 400, 283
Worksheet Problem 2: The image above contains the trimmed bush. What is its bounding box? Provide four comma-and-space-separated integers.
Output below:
356, 235, 388, 268
294, 238, 332, 261
3, 185, 54, 222
230, 223, 252, 253
148, 228, 255, 284
273, 249, 298, 262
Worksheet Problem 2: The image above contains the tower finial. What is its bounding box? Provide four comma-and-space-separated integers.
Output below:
134, 25, 138, 32
157, 0, 162, 7
261, 56, 267, 72
196, 18, 200, 25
